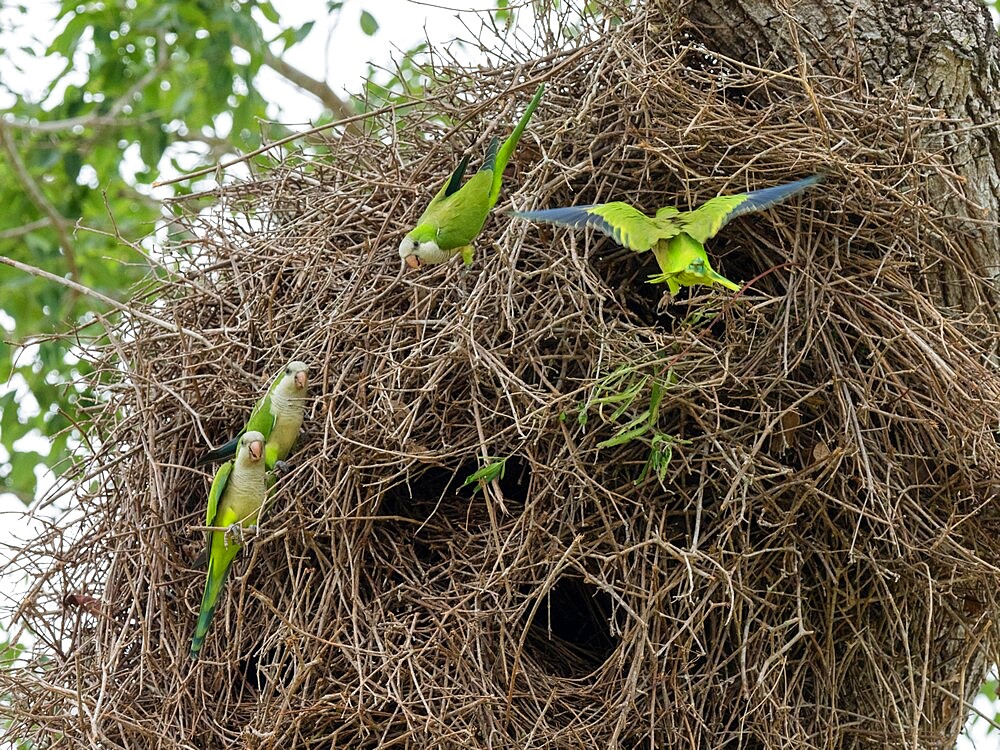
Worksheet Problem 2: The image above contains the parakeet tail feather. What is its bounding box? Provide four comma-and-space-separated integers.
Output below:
489, 84, 545, 206
190, 558, 234, 659
196, 436, 240, 466
478, 138, 499, 174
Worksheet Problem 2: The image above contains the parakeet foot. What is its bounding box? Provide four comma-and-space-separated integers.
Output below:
224, 523, 243, 546
224, 523, 259, 546
656, 293, 676, 315
273, 459, 292, 476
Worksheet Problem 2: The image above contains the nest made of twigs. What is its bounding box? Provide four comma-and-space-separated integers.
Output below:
4, 2, 1000, 748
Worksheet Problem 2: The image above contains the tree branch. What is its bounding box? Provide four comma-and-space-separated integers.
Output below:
0, 123, 78, 285
3, 57, 170, 135
0, 218, 51, 241
259, 47, 361, 136
0, 254, 210, 345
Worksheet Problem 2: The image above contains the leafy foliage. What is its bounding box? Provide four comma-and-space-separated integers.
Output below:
0, 0, 346, 502
463, 456, 508, 494
576, 363, 688, 483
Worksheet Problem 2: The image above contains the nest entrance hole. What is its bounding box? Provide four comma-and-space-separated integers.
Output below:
524, 574, 619, 678
388, 454, 533, 512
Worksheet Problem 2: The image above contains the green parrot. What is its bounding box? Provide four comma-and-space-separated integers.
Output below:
398, 84, 545, 269
198, 360, 309, 472
513, 175, 822, 295
190, 430, 268, 659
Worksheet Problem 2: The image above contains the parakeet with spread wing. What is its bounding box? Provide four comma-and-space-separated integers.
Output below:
190, 430, 268, 659
513, 175, 822, 295
399, 84, 545, 269
198, 361, 309, 472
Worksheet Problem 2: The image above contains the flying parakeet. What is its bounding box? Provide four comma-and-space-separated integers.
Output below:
398, 84, 545, 269
190, 430, 268, 659
513, 175, 822, 295
198, 361, 309, 471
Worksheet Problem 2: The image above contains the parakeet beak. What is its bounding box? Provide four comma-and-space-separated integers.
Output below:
398, 236, 419, 269
248, 440, 263, 462
294, 370, 307, 389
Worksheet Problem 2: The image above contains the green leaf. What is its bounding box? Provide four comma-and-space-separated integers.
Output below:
982, 678, 998, 702
47, 12, 89, 58
292, 21, 315, 44
597, 424, 649, 449
359, 10, 379, 36
463, 457, 508, 494
257, 1, 281, 24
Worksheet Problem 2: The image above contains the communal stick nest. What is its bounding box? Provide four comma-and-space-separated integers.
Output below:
4, 2, 1000, 748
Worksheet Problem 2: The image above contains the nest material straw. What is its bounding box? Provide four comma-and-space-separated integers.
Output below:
5, 2, 1000, 748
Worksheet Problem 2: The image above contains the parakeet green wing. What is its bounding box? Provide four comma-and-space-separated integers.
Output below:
416, 152, 473, 225
196, 378, 278, 466
190, 431, 268, 659
425, 168, 495, 249
681, 175, 823, 243
204, 460, 233, 529
513, 202, 682, 253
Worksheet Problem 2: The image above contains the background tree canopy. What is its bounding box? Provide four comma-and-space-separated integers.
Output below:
0, 0, 438, 503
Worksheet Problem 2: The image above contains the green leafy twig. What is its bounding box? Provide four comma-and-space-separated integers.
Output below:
463, 456, 508, 495
579, 364, 689, 483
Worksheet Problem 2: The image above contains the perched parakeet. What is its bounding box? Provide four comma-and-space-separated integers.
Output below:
398, 84, 545, 268
513, 175, 822, 295
190, 430, 267, 659
198, 361, 309, 471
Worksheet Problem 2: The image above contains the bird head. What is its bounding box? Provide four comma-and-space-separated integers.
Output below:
398, 225, 451, 268
241, 431, 266, 463
285, 360, 308, 390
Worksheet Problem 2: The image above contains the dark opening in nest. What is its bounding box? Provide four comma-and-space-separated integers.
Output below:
524, 574, 620, 678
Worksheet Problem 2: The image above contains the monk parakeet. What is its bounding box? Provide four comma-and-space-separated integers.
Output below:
398, 84, 545, 269
513, 175, 822, 295
198, 361, 309, 471
190, 430, 267, 659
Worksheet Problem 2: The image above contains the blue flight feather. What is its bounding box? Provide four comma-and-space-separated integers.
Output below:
512, 205, 615, 235
725, 175, 823, 224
